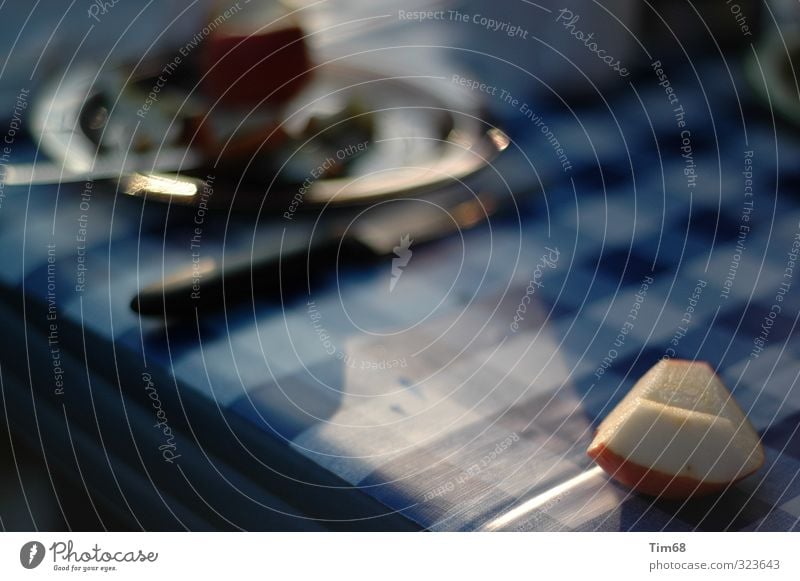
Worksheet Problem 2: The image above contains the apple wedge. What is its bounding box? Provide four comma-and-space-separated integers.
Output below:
587, 359, 765, 499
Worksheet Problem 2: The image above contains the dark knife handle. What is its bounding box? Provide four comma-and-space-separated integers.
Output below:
131, 236, 364, 317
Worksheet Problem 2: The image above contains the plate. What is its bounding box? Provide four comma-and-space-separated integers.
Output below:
23, 61, 508, 214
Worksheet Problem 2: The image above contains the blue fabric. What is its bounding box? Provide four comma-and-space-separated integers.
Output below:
2, 60, 799, 531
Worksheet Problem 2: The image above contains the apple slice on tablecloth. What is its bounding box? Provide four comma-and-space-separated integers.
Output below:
587, 359, 765, 499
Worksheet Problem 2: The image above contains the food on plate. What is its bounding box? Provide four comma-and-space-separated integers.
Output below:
201, 2, 311, 105
587, 359, 764, 499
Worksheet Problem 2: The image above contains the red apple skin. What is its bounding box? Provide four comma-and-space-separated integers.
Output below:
202, 25, 311, 106
587, 442, 762, 500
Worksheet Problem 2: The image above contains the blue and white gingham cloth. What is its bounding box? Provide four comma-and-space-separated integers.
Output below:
2, 58, 799, 531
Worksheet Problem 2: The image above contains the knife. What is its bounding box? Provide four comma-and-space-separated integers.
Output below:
131, 188, 500, 316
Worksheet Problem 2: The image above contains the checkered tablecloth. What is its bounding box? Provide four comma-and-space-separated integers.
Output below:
2, 55, 799, 531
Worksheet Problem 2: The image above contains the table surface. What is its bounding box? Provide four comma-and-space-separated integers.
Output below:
2, 55, 799, 531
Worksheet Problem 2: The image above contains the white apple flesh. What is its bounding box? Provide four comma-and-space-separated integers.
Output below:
587, 359, 765, 499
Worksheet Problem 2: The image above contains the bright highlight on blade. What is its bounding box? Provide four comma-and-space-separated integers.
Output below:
125, 173, 198, 198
